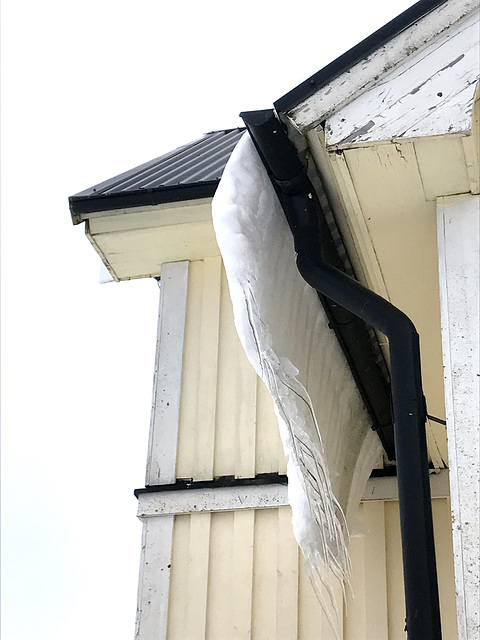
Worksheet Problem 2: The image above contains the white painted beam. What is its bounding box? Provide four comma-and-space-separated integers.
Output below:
135, 516, 174, 640
137, 261, 189, 640
437, 193, 480, 640
137, 484, 289, 518
146, 261, 189, 486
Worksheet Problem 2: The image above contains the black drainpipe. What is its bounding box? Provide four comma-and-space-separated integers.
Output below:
241, 109, 441, 640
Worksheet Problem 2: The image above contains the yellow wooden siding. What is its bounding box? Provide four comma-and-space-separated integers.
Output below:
331, 141, 451, 468
176, 258, 286, 481
166, 499, 456, 640
349, 500, 457, 640
171, 256, 456, 639
344, 144, 444, 423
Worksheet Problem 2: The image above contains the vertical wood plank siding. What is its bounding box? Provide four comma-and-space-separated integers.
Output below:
177, 259, 285, 481
167, 255, 456, 639
166, 500, 456, 640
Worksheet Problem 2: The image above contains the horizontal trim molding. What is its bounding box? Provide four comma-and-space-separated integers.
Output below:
136, 470, 450, 518
135, 473, 288, 498
364, 469, 449, 502
137, 484, 289, 518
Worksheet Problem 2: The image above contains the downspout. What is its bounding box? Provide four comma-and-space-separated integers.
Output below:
241, 109, 441, 640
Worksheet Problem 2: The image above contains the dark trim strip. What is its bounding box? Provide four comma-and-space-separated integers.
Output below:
370, 466, 398, 477
69, 182, 219, 220
134, 473, 288, 498
274, 0, 447, 114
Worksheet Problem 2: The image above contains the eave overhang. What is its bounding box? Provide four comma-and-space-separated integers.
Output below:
272, 0, 479, 467
70, 181, 219, 222
276, 0, 479, 137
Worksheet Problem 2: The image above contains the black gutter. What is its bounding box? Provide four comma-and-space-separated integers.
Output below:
241, 109, 441, 640
274, 0, 447, 114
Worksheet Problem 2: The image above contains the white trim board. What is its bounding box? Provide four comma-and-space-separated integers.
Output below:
146, 261, 189, 486
135, 516, 174, 640
437, 193, 479, 640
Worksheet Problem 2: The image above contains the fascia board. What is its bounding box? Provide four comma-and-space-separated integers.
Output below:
85, 199, 213, 234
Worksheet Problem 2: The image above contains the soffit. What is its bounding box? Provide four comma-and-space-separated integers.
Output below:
85, 199, 219, 282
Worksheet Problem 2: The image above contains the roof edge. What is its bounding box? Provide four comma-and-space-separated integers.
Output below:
69, 182, 219, 221
274, 0, 448, 114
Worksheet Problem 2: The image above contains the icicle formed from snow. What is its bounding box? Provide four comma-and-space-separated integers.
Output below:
212, 133, 383, 631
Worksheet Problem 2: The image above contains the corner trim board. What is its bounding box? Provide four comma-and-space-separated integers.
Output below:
146, 261, 189, 486
437, 193, 480, 639
135, 516, 174, 640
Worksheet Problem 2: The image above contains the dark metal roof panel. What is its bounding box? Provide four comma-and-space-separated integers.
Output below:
274, 0, 448, 114
69, 128, 245, 219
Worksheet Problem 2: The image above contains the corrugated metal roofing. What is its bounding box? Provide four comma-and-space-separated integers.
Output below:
69, 128, 245, 221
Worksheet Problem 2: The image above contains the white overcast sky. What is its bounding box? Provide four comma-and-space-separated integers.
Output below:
2, 1, 416, 638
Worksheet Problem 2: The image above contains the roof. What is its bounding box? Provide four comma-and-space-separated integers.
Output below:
69, 128, 245, 221
69, 0, 452, 223
274, 0, 448, 114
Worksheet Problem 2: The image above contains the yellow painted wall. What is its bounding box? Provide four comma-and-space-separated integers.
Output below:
166, 500, 456, 640
166, 256, 457, 639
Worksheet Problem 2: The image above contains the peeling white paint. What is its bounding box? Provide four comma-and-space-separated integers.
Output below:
286, 0, 479, 135
326, 9, 479, 147
437, 193, 480, 640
